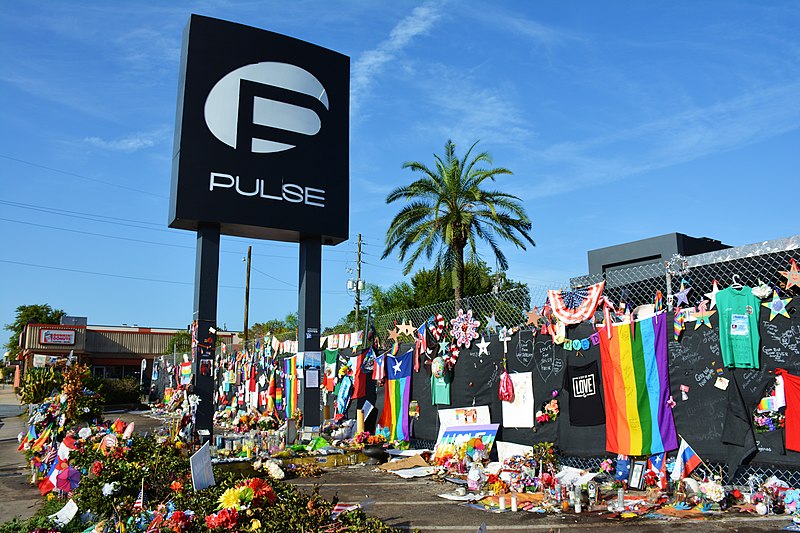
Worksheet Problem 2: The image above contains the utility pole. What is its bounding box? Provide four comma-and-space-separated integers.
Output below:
243, 245, 252, 351
355, 233, 362, 331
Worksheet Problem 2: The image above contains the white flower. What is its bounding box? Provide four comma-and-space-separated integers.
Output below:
102, 482, 118, 496
262, 460, 284, 480
78, 427, 92, 439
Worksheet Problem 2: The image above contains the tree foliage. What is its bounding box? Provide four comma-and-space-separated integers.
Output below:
247, 313, 298, 341
4, 304, 66, 360
365, 262, 522, 316
382, 139, 535, 304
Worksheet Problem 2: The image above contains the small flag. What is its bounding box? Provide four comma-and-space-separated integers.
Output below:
330, 502, 359, 519
615, 454, 630, 482
133, 481, 146, 511
647, 452, 668, 490
671, 437, 702, 481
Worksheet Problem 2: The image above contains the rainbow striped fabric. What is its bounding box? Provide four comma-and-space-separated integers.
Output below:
378, 349, 413, 441
283, 356, 298, 418
599, 312, 677, 456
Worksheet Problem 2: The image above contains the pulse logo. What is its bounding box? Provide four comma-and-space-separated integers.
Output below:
204, 62, 329, 153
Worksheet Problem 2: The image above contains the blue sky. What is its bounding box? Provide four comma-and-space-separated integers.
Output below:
1, 1, 798, 335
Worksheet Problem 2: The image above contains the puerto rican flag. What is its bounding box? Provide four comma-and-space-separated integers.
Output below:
671, 437, 702, 481
647, 452, 668, 490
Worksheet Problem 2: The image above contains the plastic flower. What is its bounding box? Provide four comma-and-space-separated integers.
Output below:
101, 482, 118, 496
218, 487, 244, 510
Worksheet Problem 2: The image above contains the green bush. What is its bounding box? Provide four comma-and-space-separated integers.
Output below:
19, 367, 63, 405
100, 377, 141, 405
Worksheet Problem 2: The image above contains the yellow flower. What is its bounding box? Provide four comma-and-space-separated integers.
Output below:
250, 519, 261, 531
218, 487, 243, 510
46, 493, 55, 501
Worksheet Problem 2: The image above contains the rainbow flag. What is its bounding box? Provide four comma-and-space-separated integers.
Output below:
599, 312, 677, 456
283, 356, 298, 418
378, 350, 412, 441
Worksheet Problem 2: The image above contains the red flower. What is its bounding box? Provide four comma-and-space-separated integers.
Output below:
206, 508, 238, 529
643, 470, 660, 488
170, 480, 183, 493
241, 478, 277, 505
91, 461, 103, 476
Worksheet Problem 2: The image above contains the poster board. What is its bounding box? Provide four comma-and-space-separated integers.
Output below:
437, 405, 491, 443
433, 423, 499, 463
190, 442, 216, 491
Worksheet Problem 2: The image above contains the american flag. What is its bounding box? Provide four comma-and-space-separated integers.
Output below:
330, 502, 358, 519
42, 446, 57, 466
133, 482, 146, 511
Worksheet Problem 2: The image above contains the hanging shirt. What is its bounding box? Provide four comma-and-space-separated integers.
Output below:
716, 286, 761, 368
775, 369, 800, 452
431, 371, 451, 406
564, 360, 605, 426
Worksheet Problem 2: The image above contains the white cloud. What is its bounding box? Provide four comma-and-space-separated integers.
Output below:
351, 0, 444, 114
526, 80, 800, 198
84, 126, 170, 152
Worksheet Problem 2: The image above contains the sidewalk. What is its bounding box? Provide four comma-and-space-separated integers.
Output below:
0, 388, 41, 523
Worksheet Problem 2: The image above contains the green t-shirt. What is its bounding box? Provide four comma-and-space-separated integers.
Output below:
716, 286, 761, 369
431, 372, 451, 405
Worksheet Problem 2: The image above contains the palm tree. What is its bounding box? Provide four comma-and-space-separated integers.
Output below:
381, 139, 535, 305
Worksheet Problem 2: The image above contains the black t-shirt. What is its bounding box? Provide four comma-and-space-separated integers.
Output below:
564, 360, 605, 426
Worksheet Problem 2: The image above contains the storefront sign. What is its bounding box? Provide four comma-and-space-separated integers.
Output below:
169, 15, 350, 244
39, 329, 76, 345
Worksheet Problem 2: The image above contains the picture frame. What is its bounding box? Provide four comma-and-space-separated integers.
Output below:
628, 459, 647, 490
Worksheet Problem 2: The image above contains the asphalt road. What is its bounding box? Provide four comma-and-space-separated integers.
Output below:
288, 465, 795, 532
1, 393, 797, 532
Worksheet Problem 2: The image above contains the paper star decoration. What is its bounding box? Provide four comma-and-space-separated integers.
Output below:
387, 327, 400, 343
705, 280, 720, 310
780, 259, 800, 290
438, 339, 449, 355
476, 336, 490, 356
484, 313, 500, 334
693, 309, 716, 329
526, 307, 543, 326
397, 320, 416, 336
762, 291, 792, 321
674, 280, 692, 307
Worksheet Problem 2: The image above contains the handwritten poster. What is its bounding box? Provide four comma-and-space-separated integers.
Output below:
501, 372, 534, 428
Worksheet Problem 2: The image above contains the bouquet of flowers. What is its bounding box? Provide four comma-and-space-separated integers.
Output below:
699, 480, 725, 502
643, 470, 660, 488
353, 431, 386, 446
536, 392, 560, 424
753, 409, 785, 433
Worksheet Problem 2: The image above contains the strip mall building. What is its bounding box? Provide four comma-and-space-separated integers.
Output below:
16, 322, 234, 384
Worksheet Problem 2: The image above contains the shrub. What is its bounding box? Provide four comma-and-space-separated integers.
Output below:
19, 367, 63, 405
100, 377, 141, 405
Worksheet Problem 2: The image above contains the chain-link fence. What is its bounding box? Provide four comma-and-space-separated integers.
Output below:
373, 286, 536, 342
375, 236, 800, 340
383, 234, 800, 481
559, 455, 800, 488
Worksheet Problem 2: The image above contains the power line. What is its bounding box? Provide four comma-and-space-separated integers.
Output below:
251, 266, 294, 287
0, 258, 349, 294
0, 199, 355, 255
0, 153, 167, 198
0, 199, 164, 227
